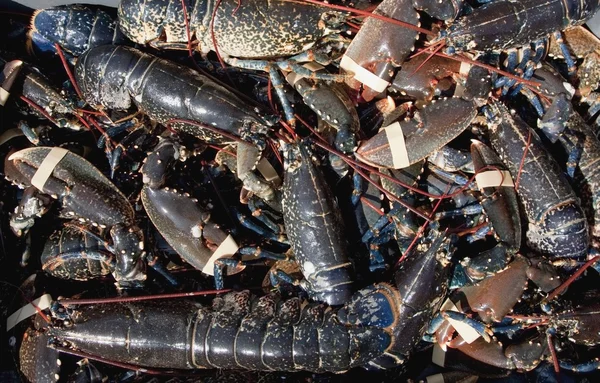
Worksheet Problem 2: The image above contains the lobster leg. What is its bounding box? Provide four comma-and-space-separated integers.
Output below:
234, 209, 287, 244
553, 31, 578, 76
559, 360, 600, 373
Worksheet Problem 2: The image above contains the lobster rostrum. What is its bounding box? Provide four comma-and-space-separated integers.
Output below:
4, 147, 146, 287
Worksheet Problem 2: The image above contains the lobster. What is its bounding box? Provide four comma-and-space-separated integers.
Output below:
75, 45, 278, 203
520, 64, 600, 249
21, 226, 454, 375
340, 0, 600, 98
4, 147, 146, 287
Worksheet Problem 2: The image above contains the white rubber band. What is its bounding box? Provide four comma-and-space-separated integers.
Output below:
7, 294, 52, 331
285, 62, 325, 86
0, 88, 9, 106
459, 61, 472, 76
441, 298, 481, 344
432, 343, 446, 367
454, 62, 473, 98
340, 55, 390, 93
256, 157, 282, 187
1, 60, 23, 105
382, 122, 410, 169
426, 373, 446, 383
475, 170, 514, 189
201, 234, 240, 275
31, 147, 69, 191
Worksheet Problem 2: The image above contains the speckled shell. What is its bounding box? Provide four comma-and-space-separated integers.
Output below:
31, 5, 127, 57
41, 226, 114, 280
7, 147, 135, 228
76, 45, 268, 144
19, 326, 60, 383
282, 142, 353, 306
48, 290, 392, 372
445, 0, 598, 51
488, 102, 589, 258
118, 0, 345, 59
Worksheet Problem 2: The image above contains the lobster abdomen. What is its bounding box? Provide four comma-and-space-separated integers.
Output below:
49, 291, 391, 372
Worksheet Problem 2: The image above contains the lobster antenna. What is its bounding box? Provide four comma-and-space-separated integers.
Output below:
545, 255, 600, 301
268, 139, 284, 165
0, 280, 51, 324
279, 120, 300, 140
54, 43, 83, 100
57, 289, 232, 305
514, 129, 532, 190
546, 332, 561, 374
180, 0, 197, 64
361, 195, 386, 217
52, 345, 214, 376
435, 51, 542, 88
408, 41, 445, 78
19, 95, 58, 125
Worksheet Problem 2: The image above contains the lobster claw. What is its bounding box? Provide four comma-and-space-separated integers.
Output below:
356, 98, 477, 169
20, 325, 61, 383
141, 186, 243, 275
341, 0, 419, 101
456, 255, 530, 324
470, 140, 521, 252
6, 148, 136, 227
